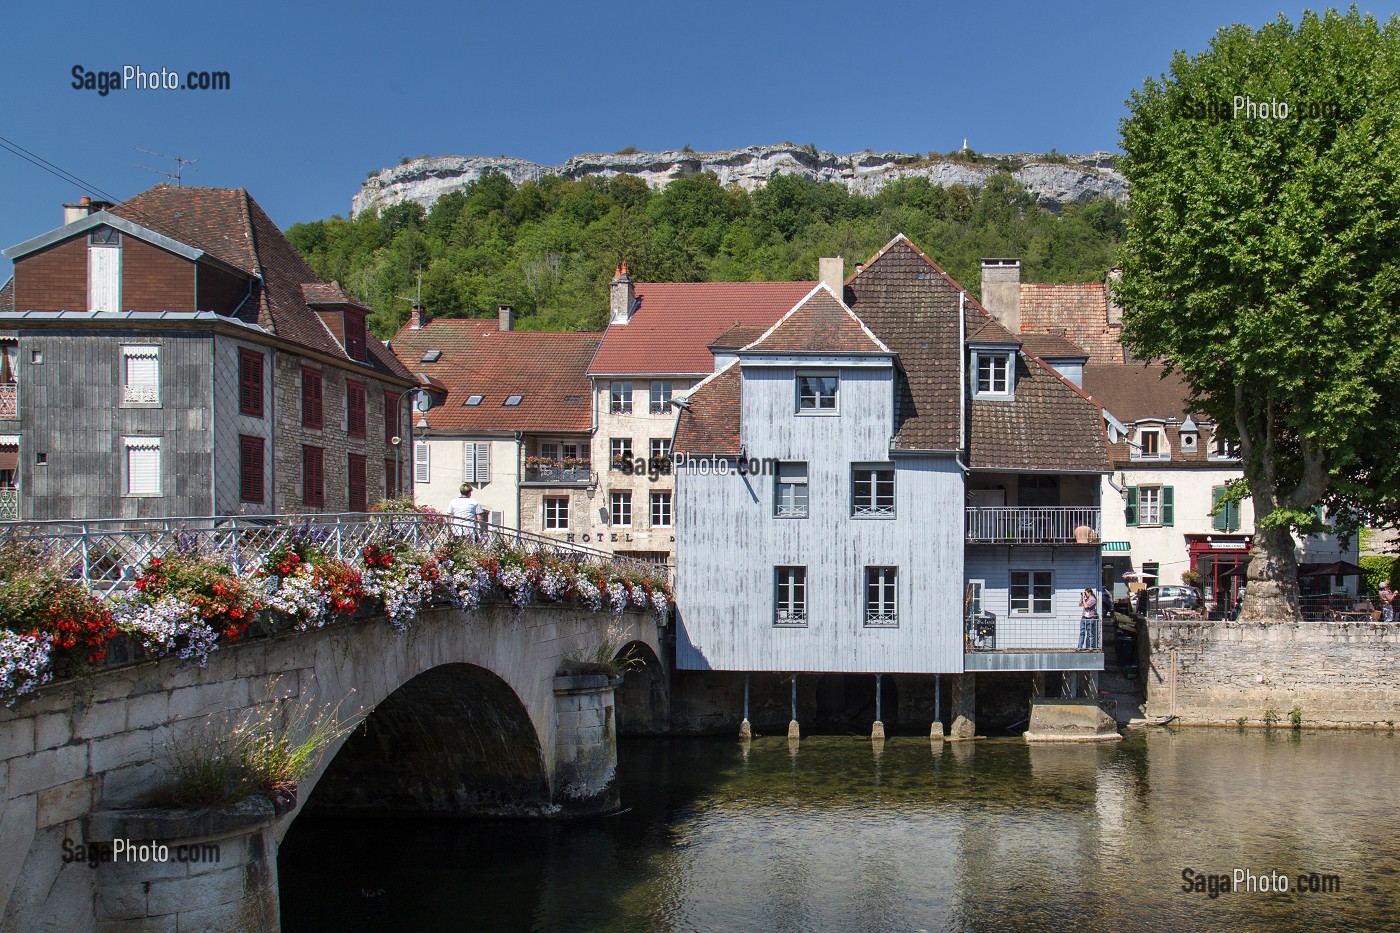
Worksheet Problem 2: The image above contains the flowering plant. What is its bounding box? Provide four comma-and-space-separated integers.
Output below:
1, 630, 52, 703
256, 542, 362, 631
129, 552, 263, 642
117, 594, 220, 666
358, 542, 438, 632
0, 542, 116, 666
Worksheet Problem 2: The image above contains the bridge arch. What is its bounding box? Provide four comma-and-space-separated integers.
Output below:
614, 640, 669, 735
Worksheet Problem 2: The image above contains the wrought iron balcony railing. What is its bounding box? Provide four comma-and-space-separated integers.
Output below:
0, 487, 16, 520
0, 383, 15, 418
965, 611, 1101, 652
523, 464, 594, 484
965, 507, 1101, 545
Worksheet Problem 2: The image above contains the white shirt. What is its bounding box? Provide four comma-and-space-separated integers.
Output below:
447, 495, 484, 534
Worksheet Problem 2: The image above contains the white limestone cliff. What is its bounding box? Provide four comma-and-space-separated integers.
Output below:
351, 144, 1127, 217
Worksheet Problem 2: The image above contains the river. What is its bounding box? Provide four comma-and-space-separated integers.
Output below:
279, 729, 1400, 931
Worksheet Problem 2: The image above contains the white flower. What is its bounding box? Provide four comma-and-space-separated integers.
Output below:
1, 630, 53, 704
262, 565, 331, 631
575, 576, 603, 612
115, 594, 220, 667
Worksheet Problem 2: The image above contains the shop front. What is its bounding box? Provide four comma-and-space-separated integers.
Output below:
1186, 534, 1252, 615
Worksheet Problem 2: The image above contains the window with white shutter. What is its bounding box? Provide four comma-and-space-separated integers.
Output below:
121, 346, 159, 404
414, 440, 430, 483
465, 441, 490, 485
123, 437, 161, 496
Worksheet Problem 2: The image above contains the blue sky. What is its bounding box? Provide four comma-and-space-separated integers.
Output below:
3, 0, 1399, 280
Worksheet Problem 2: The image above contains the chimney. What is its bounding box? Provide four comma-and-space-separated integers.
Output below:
980, 259, 1022, 333
819, 257, 844, 297
63, 195, 94, 225
409, 305, 428, 329
498, 305, 515, 331
609, 263, 635, 325
1105, 267, 1124, 326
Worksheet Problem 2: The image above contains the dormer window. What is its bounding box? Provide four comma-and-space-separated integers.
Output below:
797, 373, 838, 413
1180, 431, 1197, 452
1210, 433, 1240, 460
973, 352, 1013, 399
1133, 426, 1168, 460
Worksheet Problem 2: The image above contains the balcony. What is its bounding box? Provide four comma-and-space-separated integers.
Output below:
0, 487, 15, 520
523, 462, 594, 485
963, 611, 1103, 671
965, 506, 1101, 545
0, 383, 15, 419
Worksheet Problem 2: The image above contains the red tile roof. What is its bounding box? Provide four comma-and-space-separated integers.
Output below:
110, 185, 411, 381
1019, 330, 1088, 359
709, 322, 770, 349
588, 281, 816, 376
1018, 282, 1123, 365
389, 318, 600, 432
672, 363, 742, 455
744, 286, 890, 355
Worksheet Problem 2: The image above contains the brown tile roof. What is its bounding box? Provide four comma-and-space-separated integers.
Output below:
1018, 331, 1088, 359
968, 355, 1110, 472
1080, 364, 1222, 465
588, 281, 815, 376
1018, 282, 1123, 365
110, 185, 411, 381
846, 235, 986, 451
388, 318, 600, 432
672, 363, 741, 455
302, 282, 371, 312
744, 286, 890, 354
0, 277, 11, 312
709, 322, 769, 349
969, 320, 1022, 345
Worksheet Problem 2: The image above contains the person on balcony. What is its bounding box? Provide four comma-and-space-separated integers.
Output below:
447, 484, 485, 540
1079, 588, 1098, 649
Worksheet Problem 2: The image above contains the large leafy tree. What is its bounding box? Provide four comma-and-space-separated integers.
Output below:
1117, 9, 1400, 620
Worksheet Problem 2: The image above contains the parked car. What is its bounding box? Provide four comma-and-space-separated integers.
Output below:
1144, 585, 1202, 610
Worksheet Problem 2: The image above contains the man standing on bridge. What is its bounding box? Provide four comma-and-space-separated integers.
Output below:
448, 483, 486, 540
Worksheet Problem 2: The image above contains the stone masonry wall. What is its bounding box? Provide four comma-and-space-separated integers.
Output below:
1145, 618, 1400, 727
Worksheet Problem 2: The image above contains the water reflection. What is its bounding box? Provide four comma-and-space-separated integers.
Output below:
279, 730, 1400, 932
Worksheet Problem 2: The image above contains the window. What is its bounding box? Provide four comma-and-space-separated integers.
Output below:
540, 442, 559, 461
348, 454, 367, 511
1180, 431, 1197, 452
88, 230, 121, 313
30, 350, 43, 365
464, 442, 490, 485
414, 440, 430, 483
967, 580, 985, 616
649, 381, 673, 413
610, 437, 633, 469
610, 382, 633, 413
1212, 486, 1241, 532
1126, 485, 1173, 527
1210, 433, 1240, 459
384, 391, 399, 444
239, 435, 265, 503
1142, 563, 1160, 587
865, 566, 898, 625
775, 462, 808, 517
238, 348, 264, 418
344, 312, 367, 362
610, 490, 632, 526
775, 567, 807, 625
420, 350, 441, 363
123, 437, 160, 496
797, 373, 838, 412
1135, 427, 1164, 460
90, 227, 120, 246
852, 467, 896, 517
385, 457, 398, 500
464, 394, 484, 406
122, 346, 159, 404
1010, 570, 1053, 615
975, 353, 1010, 396
503, 395, 522, 406
347, 381, 366, 437
650, 490, 672, 527
544, 496, 570, 530
301, 368, 323, 429
650, 437, 671, 462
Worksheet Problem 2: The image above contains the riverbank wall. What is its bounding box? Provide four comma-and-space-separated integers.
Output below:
1145, 618, 1400, 727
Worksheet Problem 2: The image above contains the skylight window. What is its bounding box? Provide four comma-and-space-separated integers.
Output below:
503, 395, 523, 406
420, 350, 442, 363
464, 394, 484, 406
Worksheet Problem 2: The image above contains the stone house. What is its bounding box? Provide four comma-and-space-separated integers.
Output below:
0, 186, 415, 520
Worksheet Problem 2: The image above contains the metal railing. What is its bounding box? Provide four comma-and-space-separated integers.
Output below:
0, 512, 669, 600
0, 488, 15, 520
965, 507, 1101, 545
966, 611, 1101, 651
523, 464, 594, 484
0, 383, 15, 418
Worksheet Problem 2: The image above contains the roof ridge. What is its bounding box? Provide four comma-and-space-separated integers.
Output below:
741, 283, 891, 354
854, 233, 996, 320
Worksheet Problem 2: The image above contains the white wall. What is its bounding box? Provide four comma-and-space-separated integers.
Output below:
412, 434, 519, 525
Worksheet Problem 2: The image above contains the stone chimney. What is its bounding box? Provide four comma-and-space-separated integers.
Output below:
409, 305, 428, 329
819, 257, 844, 297
980, 259, 1022, 333
63, 196, 94, 225
498, 305, 515, 331
1105, 267, 1123, 326
609, 263, 635, 325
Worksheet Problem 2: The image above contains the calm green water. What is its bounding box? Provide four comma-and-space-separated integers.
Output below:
279, 730, 1400, 932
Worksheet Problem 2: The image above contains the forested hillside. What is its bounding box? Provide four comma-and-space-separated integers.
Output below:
287, 170, 1127, 337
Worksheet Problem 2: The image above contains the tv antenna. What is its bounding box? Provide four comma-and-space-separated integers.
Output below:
134, 148, 199, 185
396, 268, 423, 308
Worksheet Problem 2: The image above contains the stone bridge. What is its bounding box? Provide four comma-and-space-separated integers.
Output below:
0, 600, 668, 932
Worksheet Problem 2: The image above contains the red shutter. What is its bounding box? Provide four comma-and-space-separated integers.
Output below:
348, 454, 367, 511
347, 382, 366, 438
344, 311, 367, 362
238, 349, 264, 418
384, 390, 398, 445
302, 368, 323, 429
303, 446, 324, 507
239, 435, 264, 503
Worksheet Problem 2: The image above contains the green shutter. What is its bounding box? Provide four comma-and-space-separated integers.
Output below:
1212, 486, 1228, 532
1126, 486, 1139, 526
1226, 498, 1240, 532
1162, 486, 1174, 527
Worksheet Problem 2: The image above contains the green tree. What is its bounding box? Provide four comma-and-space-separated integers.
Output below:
1116, 9, 1400, 620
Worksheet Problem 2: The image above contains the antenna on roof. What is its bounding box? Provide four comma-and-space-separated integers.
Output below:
134, 148, 199, 185
396, 267, 423, 309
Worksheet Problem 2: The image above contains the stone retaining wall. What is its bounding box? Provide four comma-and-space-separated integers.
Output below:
1145, 618, 1400, 727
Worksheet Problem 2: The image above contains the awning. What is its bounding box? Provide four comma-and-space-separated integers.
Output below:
1100, 541, 1131, 553
1300, 560, 1367, 577
0, 448, 16, 471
